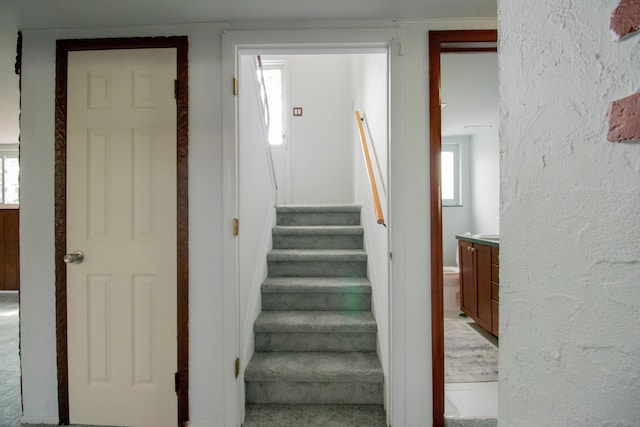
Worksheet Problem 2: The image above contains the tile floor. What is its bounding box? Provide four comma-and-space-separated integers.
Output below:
445, 381, 498, 418
444, 310, 498, 421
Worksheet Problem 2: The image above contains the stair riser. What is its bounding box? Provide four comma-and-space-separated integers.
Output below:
277, 212, 361, 226
246, 382, 383, 405
262, 293, 371, 311
273, 234, 363, 250
268, 261, 367, 277
244, 404, 387, 427
255, 332, 377, 352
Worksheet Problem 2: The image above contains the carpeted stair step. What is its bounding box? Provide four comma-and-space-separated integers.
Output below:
267, 249, 367, 277
276, 205, 361, 226
254, 311, 377, 352
261, 277, 372, 311
272, 225, 364, 249
243, 403, 387, 427
244, 204, 385, 420
245, 352, 383, 404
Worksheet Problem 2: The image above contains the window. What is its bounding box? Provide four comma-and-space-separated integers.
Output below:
441, 143, 460, 206
260, 60, 286, 146
0, 146, 19, 207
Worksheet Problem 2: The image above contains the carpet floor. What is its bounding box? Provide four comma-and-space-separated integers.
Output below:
445, 318, 498, 383
0, 292, 21, 427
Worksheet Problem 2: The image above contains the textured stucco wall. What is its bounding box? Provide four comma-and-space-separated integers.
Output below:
499, 1, 640, 426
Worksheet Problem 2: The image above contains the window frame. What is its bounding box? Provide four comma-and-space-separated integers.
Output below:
260, 58, 288, 149
0, 144, 19, 209
441, 142, 461, 207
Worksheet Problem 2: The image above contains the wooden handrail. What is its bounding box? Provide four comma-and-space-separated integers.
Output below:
355, 110, 385, 226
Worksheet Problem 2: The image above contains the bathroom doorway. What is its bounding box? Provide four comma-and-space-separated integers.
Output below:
429, 29, 499, 427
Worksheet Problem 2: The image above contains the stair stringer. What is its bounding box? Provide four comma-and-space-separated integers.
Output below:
360, 204, 391, 417
239, 205, 277, 420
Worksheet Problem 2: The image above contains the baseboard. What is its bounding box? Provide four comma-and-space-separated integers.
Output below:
21, 415, 59, 425
20, 416, 226, 427
187, 423, 226, 427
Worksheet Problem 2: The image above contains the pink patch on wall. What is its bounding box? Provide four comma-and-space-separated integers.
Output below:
607, 92, 640, 142
610, 0, 640, 40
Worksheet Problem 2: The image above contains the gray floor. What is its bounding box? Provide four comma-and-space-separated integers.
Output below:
2, 296, 496, 426
0, 291, 21, 427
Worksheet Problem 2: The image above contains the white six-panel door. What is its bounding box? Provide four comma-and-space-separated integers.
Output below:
66, 48, 178, 427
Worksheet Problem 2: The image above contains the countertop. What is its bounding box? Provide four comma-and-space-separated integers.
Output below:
456, 234, 499, 248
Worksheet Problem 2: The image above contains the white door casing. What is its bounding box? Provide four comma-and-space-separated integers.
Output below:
66, 48, 178, 427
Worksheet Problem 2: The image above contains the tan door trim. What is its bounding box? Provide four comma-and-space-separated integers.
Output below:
428, 30, 497, 427
54, 36, 189, 426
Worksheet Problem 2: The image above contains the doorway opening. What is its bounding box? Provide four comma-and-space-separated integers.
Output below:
429, 29, 499, 427
235, 45, 392, 425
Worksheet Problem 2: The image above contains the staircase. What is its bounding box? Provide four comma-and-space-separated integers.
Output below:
244, 205, 387, 427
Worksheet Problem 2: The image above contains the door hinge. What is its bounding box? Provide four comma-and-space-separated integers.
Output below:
233, 77, 238, 96
235, 357, 240, 379
174, 79, 178, 100
175, 371, 179, 393
233, 218, 239, 236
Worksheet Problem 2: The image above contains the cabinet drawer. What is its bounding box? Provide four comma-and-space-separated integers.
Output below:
491, 246, 499, 265
492, 283, 499, 301
491, 265, 499, 283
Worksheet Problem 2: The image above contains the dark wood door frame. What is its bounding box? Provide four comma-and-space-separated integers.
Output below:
429, 29, 497, 427
54, 36, 189, 426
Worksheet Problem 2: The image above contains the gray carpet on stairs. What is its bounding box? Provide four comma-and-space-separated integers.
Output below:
244, 205, 386, 425
244, 404, 386, 427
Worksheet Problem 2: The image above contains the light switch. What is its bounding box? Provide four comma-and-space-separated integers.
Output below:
293, 107, 303, 116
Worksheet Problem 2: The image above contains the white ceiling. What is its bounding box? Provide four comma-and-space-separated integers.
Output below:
2, 0, 496, 30
440, 52, 499, 137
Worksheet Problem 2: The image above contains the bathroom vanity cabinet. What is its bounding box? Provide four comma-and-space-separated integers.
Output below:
457, 235, 499, 337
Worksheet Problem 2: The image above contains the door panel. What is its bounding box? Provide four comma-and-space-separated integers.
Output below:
475, 243, 492, 330
458, 240, 476, 318
66, 48, 177, 427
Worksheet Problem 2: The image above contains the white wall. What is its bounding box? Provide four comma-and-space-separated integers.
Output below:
0, 25, 20, 144
351, 51, 390, 408
237, 53, 277, 413
288, 54, 354, 204
499, 2, 640, 426
442, 135, 472, 266
470, 127, 499, 234
16, 18, 499, 427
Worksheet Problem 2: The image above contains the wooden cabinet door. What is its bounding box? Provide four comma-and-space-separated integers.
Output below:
491, 246, 499, 336
475, 243, 492, 331
459, 240, 476, 318
0, 209, 20, 291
